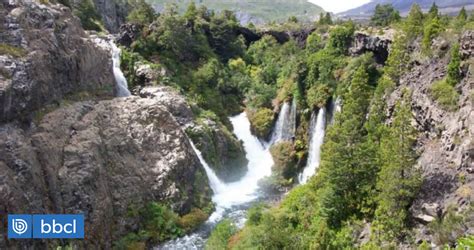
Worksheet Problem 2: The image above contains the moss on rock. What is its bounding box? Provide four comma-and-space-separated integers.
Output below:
247, 108, 275, 140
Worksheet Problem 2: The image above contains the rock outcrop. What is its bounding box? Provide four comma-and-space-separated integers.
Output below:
0, 96, 213, 248
350, 32, 391, 64
386, 31, 474, 244
140, 86, 249, 182
0, 0, 115, 123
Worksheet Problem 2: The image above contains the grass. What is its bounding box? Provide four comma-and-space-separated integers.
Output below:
0, 43, 27, 58
429, 78, 459, 111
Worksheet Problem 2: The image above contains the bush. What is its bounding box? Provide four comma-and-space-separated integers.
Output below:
205, 220, 237, 250
248, 108, 274, 139
178, 208, 208, 232
270, 141, 297, 179
74, 0, 103, 31
430, 79, 459, 111
307, 84, 331, 108
371, 4, 401, 26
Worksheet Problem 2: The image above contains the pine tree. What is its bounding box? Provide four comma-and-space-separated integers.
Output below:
428, 2, 439, 20
404, 4, 424, 39
447, 43, 462, 86
384, 34, 409, 81
458, 7, 468, 21
317, 65, 375, 227
422, 17, 443, 54
373, 91, 421, 241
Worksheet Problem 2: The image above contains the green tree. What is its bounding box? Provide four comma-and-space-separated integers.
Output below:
428, 2, 439, 20
422, 17, 443, 53
316, 65, 375, 227
127, 0, 156, 25
371, 4, 401, 26
455, 7, 468, 28
74, 0, 102, 31
404, 4, 424, 39
384, 34, 409, 81
447, 43, 461, 86
373, 92, 421, 241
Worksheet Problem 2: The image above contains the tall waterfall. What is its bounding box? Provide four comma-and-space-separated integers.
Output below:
110, 42, 131, 97
298, 107, 326, 184
159, 112, 274, 249
329, 98, 342, 124
271, 99, 297, 143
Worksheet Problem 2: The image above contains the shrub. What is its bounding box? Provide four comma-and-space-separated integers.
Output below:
307, 84, 331, 108
74, 0, 103, 31
371, 4, 401, 27
248, 108, 274, 139
270, 141, 297, 179
430, 79, 459, 111
140, 202, 183, 243
205, 220, 237, 250
178, 208, 208, 232
447, 43, 461, 86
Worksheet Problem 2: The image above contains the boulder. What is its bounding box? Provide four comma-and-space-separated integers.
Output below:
350, 32, 391, 64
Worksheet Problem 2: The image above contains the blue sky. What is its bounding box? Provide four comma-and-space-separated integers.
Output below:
308, 0, 372, 13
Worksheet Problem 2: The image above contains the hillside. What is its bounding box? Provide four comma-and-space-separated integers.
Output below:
340, 0, 473, 19
146, 0, 324, 24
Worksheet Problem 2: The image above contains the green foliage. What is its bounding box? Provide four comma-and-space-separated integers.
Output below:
306, 32, 324, 54
206, 220, 237, 250
127, 0, 156, 25
74, 0, 103, 31
318, 12, 333, 25
384, 34, 409, 81
447, 43, 462, 86
327, 22, 355, 55
372, 92, 421, 241
270, 141, 297, 179
422, 17, 443, 53
307, 84, 331, 109
0, 43, 27, 58
248, 108, 274, 139
430, 79, 459, 111
428, 3, 439, 20
429, 207, 467, 246
178, 208, 208, 232
371, 4, 401, 26
454, 235, 474, 249
141, 202, 183, 242
404, 4, 424, 39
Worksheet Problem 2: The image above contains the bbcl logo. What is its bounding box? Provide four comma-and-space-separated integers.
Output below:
8, 214, 84, 239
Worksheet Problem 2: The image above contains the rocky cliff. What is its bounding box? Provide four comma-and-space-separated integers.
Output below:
0, 1, 215, 248
0, 0, 115, 123
386, 31, 474, 244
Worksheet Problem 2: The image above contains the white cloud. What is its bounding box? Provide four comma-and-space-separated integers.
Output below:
308, 0, 372, 13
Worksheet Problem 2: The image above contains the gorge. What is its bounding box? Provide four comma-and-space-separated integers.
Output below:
1, 0, 473, 249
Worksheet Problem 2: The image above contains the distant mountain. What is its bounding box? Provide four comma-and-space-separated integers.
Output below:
146, 0, 324, 25
340, 0, 473, 19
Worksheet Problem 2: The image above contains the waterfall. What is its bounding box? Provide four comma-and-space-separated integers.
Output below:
329, 98, 342, 124
298, 107, 326, 184
110, 42, 131, 97
271, 99, 297, 144
159, 112, 274, 249
189, 141, 226, 194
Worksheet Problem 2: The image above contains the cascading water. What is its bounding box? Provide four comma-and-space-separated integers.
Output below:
329, 98, 342, 124
298, 107, 326, 184
159, 112, 274, 249
110, 41, 131, 97
271, 99, 297, 143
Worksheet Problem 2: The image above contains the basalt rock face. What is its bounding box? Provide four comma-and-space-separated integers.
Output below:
0, 0, 115, 123
386, 32, 474, 243
350, 32, 391, 64
140, 86, 249, 183
0, 96, 213, 248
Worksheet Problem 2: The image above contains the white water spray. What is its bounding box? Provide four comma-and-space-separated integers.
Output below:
299, 108, 326, 184
110, 42, 131, 97
271, 99, 297, 143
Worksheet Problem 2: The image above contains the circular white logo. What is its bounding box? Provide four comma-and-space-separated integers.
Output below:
12, 219, 28, 235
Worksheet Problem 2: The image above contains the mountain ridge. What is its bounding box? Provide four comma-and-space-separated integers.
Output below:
340, 0, 473, 18
146, 0, 325, 24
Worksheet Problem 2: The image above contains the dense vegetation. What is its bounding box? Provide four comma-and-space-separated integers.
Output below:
115, 1, 473, 248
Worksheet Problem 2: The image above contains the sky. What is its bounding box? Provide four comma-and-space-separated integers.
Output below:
308, 0, 372, 13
